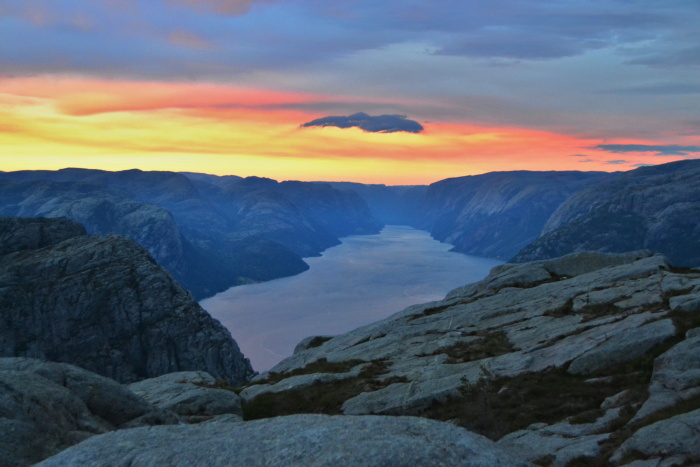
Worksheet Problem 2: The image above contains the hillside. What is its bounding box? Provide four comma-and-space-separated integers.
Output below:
512, 159, 700, 266
0, 169, 382, 298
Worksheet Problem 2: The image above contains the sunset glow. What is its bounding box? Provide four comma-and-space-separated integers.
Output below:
1, 1, 699, 183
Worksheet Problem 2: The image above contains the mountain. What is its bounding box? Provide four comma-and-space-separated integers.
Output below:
0, 217, 254, 384
320, 182, 428, 225
512, 159, 700, 266
414, 171, 612, 260
0, 169, 382, 299
237, 250, 700, 466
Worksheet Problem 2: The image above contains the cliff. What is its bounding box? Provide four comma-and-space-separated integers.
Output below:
0, 217, 253, 384
416, 171, 611, 260
512, 159, 700, 266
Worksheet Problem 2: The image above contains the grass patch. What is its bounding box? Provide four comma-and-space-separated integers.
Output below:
421, 337, 685, 442
669, 310, 700, 336
189, 380, 244, 394
580, 302, 624, 322
250, 358, 365, 386
421, 366, 641, 440
242, 359, 407, 420
431, 331, 514, 364
407, 304, 452, 322
668, 265, 699, 275
304, 336, 333, 349
544, 299, 574, 318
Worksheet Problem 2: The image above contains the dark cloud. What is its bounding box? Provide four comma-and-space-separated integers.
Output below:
577, 159, 595, 163
632, 163, 655, 167
568, 154, 589, 157
605, 159, 629, 164
301, 112, 424, 134
594, 144, 700, 156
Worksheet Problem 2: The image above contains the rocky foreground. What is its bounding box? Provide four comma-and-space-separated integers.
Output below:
2, 217, 700, 466
242, 250, 700, 466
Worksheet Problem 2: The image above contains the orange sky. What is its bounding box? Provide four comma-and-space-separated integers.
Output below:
0, 75, 688, 184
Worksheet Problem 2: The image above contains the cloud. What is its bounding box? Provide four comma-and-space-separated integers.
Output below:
166, 0, 273, 16
606, 83, 700, 95
605, 159, 629, 164
632, 163, 655, 167
568, 154, 589, 157
301, 112, 424, 134
594, 144, 700, 156
577, 159, 595, 163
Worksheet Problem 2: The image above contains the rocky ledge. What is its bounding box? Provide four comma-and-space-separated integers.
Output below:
0, 217, 253, 384
241, 250, 700, 466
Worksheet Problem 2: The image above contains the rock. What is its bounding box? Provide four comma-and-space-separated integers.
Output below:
293, 335, 335, 354
0, 218, 254, 384
128, 371, 243, 421
610, 409, 700, 465
37, 414, 532, 467
240, 368, 363, 402
512, 159, 700, 267
0, 216, 85, 255
0, 358, 177, 467
258, 251, 692, 418
631, 335, 700, 422
567, 319, 676, 375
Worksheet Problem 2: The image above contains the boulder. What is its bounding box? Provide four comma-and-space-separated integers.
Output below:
129, 371, 243, 422
38, 414, 532, 467
0, 358, 177, 467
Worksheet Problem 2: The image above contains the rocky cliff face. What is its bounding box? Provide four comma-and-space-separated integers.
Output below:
0, 169, 382, 299
415, 171, 611, 260
0, 217, 253, 384
239, 250, 700, 466
512, 159, 700, 266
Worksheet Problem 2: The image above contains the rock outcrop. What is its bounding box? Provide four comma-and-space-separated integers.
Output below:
415, 170, 610, 260
38, 414, 529, 467
240, 250, 700, 465
0, 358, 248, 466
512, 159, 700, 267
0, 358, 178, 467
0, 217, 253, 384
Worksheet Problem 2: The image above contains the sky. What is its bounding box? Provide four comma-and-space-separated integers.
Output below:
1, 0, 700, 184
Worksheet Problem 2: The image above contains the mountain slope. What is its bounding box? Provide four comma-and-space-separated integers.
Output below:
416, 171, 611, 260
237, 250, 700, 465
0, 169, 382, 298
512, 159, 700, 266
0, 217, 254, 384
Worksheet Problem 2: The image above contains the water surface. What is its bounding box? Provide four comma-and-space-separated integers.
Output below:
201, 226, 502, 372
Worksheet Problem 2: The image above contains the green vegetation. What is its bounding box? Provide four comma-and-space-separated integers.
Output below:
429, 331, 514, 364
250, 358, 365, 386
242, 359, 407, 420
304, 336, 333, 349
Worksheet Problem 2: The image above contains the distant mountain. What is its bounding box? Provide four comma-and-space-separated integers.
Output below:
0, 169, 382, 299
320, 182, 428, 225
414, 171, 612, 260
512, 159, 700, 266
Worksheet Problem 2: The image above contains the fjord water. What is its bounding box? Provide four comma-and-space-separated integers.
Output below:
201, 226, 502, 372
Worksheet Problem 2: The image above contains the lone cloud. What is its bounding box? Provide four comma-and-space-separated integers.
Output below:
301, 112, 424, 134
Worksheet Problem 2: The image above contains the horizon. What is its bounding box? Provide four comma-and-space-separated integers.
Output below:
1, 163, 630, 187
1, 1, 699, 184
